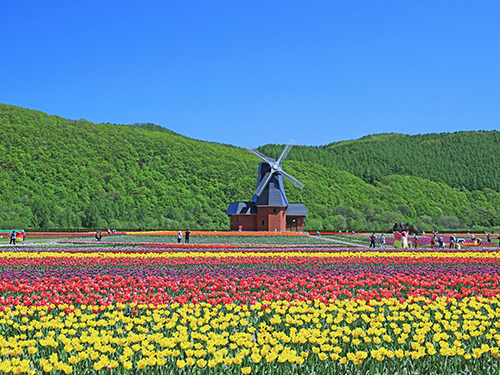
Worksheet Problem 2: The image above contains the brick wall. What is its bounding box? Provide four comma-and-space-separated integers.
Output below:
229, 215, 257, 231
256, 206, 286, 232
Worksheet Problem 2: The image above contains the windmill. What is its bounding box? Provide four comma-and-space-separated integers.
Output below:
226, 140, 309, 232
246, 140, 304, 206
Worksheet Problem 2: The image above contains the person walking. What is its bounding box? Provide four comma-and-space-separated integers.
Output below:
369, 233, 376, 248
9, 231, 16, 245
414, 234, 419, 249
380, 234, 386, 249
177, 231, 182, 244
185, 229, 191, 244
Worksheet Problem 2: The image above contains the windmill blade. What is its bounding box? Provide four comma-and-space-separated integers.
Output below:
277, 139, 295, 163
246, 146, 273, 164
255, 172, 273, 197
281, 170, 305, 190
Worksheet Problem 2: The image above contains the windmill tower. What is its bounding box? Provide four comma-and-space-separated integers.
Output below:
226, 140, 309, 232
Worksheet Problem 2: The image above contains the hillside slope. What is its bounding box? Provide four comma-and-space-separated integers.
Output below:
1, 103, 499, 232
259, 131, 500, 192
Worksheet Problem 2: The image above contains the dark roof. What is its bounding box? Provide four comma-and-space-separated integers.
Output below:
226, 202, 257, 215
253, 172, 289, 206
286, 203, 309, 216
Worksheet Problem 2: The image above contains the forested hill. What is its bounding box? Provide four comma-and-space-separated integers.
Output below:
259, 131, 500, 192
1, 102, 500, 233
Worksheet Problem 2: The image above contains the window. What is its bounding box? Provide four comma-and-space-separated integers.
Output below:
261, 220, 265, 226
236, 217, 239, 224
282, 211, 285, 218
273, 207, 277, 214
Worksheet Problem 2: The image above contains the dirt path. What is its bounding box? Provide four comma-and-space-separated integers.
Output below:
316, 236, 368, 247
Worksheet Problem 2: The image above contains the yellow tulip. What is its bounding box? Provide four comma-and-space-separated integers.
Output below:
251, 353, 262, 363
318, 352, 328, 361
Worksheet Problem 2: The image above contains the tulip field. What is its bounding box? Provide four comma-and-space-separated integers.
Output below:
1, 237, 500, 374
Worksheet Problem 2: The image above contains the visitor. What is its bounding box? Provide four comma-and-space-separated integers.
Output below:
177, 231, 182, 244
9, 231, 16, 245
438, 235, 444, 249
107, 228, 111, 234
185, 229, 191, 244
449, 234, 455, 249
401, 232, 407, 249
414, 234, 419, 249
431, 233, 437, 249
317, 231, 321, 237
95, 230, 100, 242
488, 233, 492, 243
369, 233, 376, 248
380, 234, 386, 249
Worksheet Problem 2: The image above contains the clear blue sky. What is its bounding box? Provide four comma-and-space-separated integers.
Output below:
1, 1, 499, 147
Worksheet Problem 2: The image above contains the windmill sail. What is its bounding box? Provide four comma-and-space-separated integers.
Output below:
246, 147, 274, 163
277, 140, 294, 163
281, 170, 305, 190
255, 172, 273, 197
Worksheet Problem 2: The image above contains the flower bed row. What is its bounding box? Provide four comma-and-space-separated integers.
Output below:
1, 270, 500, 307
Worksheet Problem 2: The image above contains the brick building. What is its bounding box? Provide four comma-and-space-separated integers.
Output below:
226, 159, 308, 232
